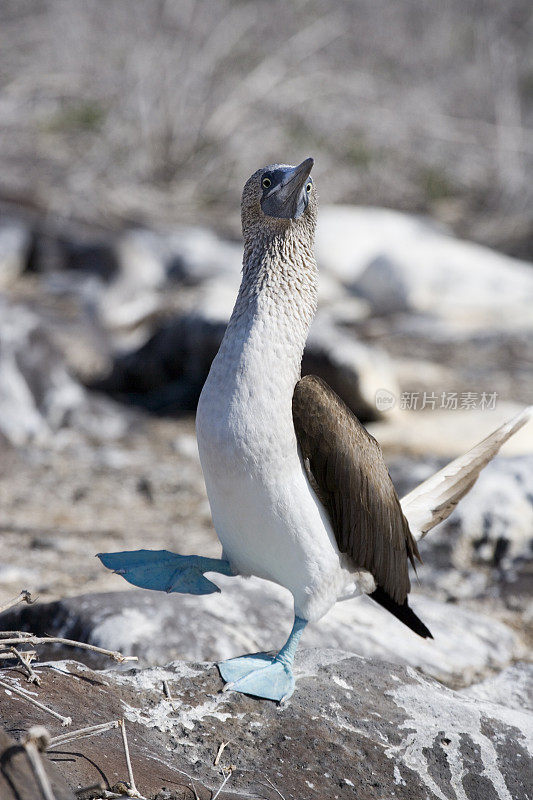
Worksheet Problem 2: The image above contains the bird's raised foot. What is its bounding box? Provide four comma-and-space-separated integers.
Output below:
218, 653, 295, 702
97, 549, 232, 595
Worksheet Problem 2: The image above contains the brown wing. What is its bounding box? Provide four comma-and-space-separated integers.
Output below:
292, 375, 421, 604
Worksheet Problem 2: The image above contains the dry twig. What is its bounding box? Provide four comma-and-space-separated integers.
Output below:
7, 646, 41, 684
0, 648, 37, 661
49, 720, 120, 748
0, 678, 72, 726
211, 767, 234, 800
260, 774, 287, 800
162, 678, 177, 708
190, 782, 201, 800
22, 726, 56, 800
213, 740, 231, 767
0, 589, 36, 615
0, 634, 137, 664
119, 718, 143, 798
75, 778, 148, 800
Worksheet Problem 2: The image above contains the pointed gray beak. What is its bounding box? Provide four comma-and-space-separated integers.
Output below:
262, 158, 314, 220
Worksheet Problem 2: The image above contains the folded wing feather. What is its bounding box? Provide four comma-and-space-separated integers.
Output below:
292, 374, 420, 605
293, 375, 532, 606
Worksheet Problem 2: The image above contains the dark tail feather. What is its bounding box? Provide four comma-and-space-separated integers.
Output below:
370, 587, 433, 639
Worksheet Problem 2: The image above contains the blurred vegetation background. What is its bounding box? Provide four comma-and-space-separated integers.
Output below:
1, 0, 532, 255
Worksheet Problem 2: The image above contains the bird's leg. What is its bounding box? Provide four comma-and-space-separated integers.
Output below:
97, 549, 233, 595
218, 616, 308, 702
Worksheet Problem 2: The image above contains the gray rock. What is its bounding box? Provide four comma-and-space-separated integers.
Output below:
90, 312, 227, 413
2, 581, 523, 687
352, 223, 533, 326
316, 206, 533, 327
27, 219, 118, 281
461, 662, 533, 712
368, 403, 533, 459
94, 228, 242, 348
444, 456, 533, 571
1, 654, 531, 800
117, 226, 242, 288
59, 237, 118, 282
0, 297, 129, 445
315, 205, 440, 284
352, 307, 533, 408
391, 456, 533, 601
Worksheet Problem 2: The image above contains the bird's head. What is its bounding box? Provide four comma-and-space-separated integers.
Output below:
241, 158, 316, 243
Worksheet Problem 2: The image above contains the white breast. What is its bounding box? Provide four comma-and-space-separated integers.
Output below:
196, 294, 370, 622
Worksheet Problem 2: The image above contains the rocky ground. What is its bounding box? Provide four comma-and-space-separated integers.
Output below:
0, 207, 532, 798
1, 655, 532, 800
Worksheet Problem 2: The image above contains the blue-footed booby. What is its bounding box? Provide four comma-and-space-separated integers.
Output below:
99, 158, 532, 702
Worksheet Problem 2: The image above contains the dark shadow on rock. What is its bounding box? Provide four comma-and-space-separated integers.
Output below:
89, 312, 383, 421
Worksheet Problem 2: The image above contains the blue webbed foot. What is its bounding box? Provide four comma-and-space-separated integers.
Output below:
218, 654, 296, 702
218, 616, 307, 702
97, 549, 232, 595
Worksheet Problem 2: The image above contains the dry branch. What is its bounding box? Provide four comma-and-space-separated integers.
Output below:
49, 721, 120, 749
260, 774, 287, 800
0, 634, 137, 664
213, 740, 230, 767
22, 726, 56, 800
0, 678, 72, 726
0, 590, 36, 615
211, 768, 234, 800
162, 679, 173, 701
7, 646, 41, 684
119, 718, 144, 799
0, 648, 37, 660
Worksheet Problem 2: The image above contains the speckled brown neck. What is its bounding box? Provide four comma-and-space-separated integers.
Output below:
234, 167, 319, 333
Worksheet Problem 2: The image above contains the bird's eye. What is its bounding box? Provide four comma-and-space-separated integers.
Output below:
306, 182, 312, 192
262, 177, 271, 189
